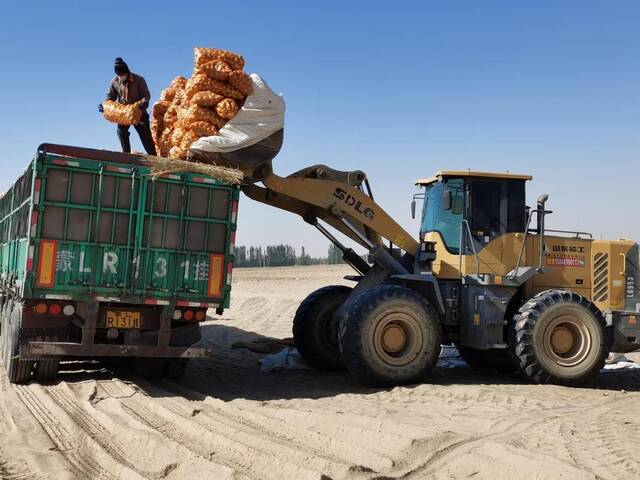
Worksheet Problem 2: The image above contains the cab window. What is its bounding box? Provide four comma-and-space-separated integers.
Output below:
421, 179, 464, 253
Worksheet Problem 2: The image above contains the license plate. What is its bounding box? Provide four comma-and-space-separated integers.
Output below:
106, 311, 140, 329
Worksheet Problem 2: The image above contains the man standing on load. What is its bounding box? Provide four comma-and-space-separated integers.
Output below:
99, 57, 157, 155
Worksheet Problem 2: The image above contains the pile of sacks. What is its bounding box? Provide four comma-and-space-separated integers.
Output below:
151, 47, 254, 159
102, 99, 144, 126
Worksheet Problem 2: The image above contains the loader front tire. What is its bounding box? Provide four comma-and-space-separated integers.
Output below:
293, 285, 352, 371
510, 290, 607, 386
339, 285, 441, 387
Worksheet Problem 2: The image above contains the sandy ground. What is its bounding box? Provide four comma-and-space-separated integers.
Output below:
1, 264, 639, 480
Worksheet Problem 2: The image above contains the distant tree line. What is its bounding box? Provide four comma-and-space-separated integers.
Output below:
233, 243, 351, 268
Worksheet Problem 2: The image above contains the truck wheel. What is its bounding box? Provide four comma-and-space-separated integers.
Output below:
134, 358, 165, 378
293, 285, 352, 371
36, 358, 60, 382
4, 303, 34, 383
164, 358, 189, 380
339, 285, 441, 387
510, 290, 607, 385
458, 346, 516, 373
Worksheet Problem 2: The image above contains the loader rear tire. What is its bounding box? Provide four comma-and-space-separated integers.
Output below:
510, 290, 607, 386
339, 285, 441, 387
293, 285, 352, 371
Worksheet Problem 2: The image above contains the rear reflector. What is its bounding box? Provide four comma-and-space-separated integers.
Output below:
33, 178, 41, 205
231, 200, 239, 224
34, 303, 47, 314
208, 254, 225, 298
36, 240, 58, 288
229, 230, 236, 252
27, 245, 35, 271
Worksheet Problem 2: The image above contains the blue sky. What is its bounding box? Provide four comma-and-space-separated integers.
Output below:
0, 1, 638, 257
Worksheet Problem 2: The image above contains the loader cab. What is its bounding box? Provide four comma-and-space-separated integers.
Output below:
415, 171, 532, 257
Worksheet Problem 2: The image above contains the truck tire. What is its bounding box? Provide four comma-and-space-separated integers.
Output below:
458, 346, 516, 373
510, 290, 607, 386
164, 323, 201, 379
134, 358, 165, 378
36, 358, 60, 382
4, 303, 34, 383
164, 359, 189, 380
293, 285, 352, 371
339, 285, 441, 387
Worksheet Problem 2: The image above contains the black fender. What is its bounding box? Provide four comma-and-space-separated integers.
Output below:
390, 273, 445, 316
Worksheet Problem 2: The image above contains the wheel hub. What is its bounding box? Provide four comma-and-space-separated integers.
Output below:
550, 326, 573, 354
381, 324, 407, 353
543, 314, 592, 367
372, 312, 423, 367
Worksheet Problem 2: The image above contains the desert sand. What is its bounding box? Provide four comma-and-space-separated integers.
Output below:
0, 264, 639, 479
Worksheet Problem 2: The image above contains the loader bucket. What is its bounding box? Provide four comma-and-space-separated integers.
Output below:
189, 129, 283, 183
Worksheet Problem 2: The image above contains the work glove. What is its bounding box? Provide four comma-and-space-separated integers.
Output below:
98, 103, 104, 113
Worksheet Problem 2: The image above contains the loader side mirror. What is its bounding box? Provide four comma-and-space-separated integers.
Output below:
442, 189, 452, 211
411, 199, 416, 219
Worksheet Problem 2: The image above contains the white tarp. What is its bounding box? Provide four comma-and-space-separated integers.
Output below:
190, 74, 285, 154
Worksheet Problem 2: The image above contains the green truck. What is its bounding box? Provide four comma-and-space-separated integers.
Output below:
0, 144, 239, 383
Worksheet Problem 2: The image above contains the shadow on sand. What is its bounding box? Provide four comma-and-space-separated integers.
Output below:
49, 322, 640, 401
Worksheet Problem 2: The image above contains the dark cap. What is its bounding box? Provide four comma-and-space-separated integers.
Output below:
114, 57, 130, 75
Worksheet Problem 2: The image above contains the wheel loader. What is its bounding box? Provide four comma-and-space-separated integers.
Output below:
206, 138, 640, 387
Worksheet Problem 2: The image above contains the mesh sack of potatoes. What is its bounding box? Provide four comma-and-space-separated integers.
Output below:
151, 101, 169, 144
186, 74, 244, 100
158, 128, 174, 156
102, 100, 143, 125
179, 104, 225, 129
197, 60, 232, 81
190, 121, 218, 137
159, 88, 175, 102
215, 98, 239, 119
191, 90, 224, 107
227, 70, 254, 96
180, 130, 199, 150
194, 47, 244, 71
168, 146, 187, 159
170, 76, 188, 90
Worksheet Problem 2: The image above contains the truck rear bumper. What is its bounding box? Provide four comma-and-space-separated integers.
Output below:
23, 342, 210, 359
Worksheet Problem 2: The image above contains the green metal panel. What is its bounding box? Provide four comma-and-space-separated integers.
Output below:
0, 151, 238, 308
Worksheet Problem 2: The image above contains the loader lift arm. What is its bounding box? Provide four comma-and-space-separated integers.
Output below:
240, 161, 420, 274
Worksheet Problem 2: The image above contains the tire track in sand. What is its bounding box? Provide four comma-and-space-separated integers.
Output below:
115, 383, 329, 480
139, 379, 398, 477
14, 384, 123, 480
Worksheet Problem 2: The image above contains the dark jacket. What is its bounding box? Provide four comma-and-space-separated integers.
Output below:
106, 73, 150, 110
